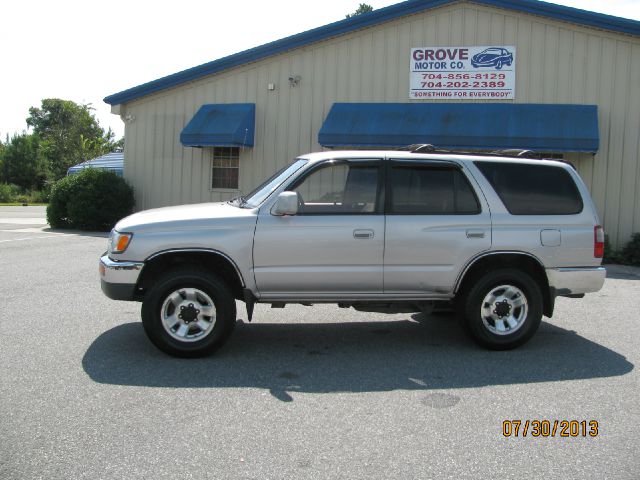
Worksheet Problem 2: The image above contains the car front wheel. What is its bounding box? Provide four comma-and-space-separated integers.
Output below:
141, 268, 236, 357
461, 268, 543, 350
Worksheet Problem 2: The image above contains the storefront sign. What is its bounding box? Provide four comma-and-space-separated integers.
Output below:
410, 46, 516, 99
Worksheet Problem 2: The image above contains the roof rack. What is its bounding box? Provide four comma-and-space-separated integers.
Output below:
490, 149, 543, 159
397, 143, 438, 153
399, 144, 546, 159
400, 143, 479, 155
396, 144, 577, 169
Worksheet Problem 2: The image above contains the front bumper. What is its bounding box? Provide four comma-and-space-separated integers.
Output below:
471, 60, 493, 67
99, 253, 144, 300
546, 266, 606, 295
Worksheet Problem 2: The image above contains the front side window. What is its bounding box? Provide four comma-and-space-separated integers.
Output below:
290, 161, 381, 214
389, 165, 480, 214
242, 159, 308, 208
211, 147, 239, 189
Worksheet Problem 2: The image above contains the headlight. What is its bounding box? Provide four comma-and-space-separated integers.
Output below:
109, 230, 133, 254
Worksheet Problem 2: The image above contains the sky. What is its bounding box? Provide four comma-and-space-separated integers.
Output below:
1, 0, 639, 141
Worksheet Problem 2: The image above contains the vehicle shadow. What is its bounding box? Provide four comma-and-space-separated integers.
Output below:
604, 264, 640, 280
82, 315, 633, 402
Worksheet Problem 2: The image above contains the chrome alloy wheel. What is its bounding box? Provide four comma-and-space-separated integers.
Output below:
160, 288, 217, 342
480, 284, 528, 336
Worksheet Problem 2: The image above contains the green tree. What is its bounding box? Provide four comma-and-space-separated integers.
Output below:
112, 136, 125, 151
346, 3, 374, 18
26, 99, 115, 180
0, 136, 5, 181
1, 133, 48, 189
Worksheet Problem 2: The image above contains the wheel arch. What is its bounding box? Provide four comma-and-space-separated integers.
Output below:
137, 249, 245, 300
455, 251, 554, 317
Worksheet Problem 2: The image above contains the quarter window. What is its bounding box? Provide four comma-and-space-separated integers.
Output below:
474, 161, 583, 215
390, 166, 480, 214
211, 147, 239, 189
290, 162, 380, 214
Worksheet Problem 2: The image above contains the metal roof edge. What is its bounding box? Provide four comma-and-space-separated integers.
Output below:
481, 0, 640, 35
104, 0, 640, 106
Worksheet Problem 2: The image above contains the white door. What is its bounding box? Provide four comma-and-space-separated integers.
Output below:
384, 160, 491, 294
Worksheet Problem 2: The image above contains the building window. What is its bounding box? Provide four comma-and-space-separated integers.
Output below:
211, 147, 239, 189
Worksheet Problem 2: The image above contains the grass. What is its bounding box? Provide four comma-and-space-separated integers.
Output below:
0, 202, 48, 206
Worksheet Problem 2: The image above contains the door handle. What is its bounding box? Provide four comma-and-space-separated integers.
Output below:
353, 229, 374, 239
466, 229, 485, 239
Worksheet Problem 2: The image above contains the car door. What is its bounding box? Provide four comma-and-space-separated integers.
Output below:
253, 159, 384, 297
383, 159, 491, 294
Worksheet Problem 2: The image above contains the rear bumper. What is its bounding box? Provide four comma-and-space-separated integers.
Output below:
99, 253, 144, 301
546, 266, 606, 295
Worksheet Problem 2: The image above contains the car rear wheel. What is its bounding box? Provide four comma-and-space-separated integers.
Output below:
460, 268, 543, 350
141, 268, 236, 357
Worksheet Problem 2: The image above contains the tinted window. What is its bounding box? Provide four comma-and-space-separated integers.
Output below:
474, 162, 583, 215
390, 166, 480, 214
291, 162, 380, 214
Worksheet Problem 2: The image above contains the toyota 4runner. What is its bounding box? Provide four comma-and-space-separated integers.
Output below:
99, 148, 606, 357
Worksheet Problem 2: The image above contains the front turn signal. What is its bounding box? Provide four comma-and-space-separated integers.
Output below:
110, 231, 133, 254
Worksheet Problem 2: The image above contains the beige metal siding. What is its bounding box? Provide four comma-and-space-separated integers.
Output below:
121, 2, 640, 248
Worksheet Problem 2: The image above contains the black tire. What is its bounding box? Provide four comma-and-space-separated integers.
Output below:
460, 268, 543, 350
495, 60, 503, 70
141, 268, 236, 358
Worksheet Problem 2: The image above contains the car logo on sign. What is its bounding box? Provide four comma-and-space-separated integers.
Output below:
471, 47, 513, 70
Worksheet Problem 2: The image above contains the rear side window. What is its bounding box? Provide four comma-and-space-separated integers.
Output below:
390, 166, 480, 214
474, 162, 583, 215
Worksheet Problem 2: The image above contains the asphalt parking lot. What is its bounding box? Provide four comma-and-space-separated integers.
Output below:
1, 206, 639, 479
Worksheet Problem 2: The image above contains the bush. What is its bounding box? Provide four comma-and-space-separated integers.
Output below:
47, 169, 134, 231
0, 183, 22, 202
0, 183, 50, 204
27, 181, 53, 203
603, 234, 620, 264
47, 176, 75, 228
619, 233, 640, 266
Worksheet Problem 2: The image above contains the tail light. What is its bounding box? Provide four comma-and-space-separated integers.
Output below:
594, 225, 604, 258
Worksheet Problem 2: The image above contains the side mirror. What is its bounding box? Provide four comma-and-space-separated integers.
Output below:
272, 191, 298, 216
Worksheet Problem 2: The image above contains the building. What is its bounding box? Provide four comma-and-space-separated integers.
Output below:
67, 151, 124, 177
104, 0, 640, 248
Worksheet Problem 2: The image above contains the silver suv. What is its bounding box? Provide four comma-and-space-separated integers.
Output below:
99, 149, 606, 357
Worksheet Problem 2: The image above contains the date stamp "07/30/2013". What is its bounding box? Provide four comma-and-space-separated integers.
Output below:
502, 420, 599, 438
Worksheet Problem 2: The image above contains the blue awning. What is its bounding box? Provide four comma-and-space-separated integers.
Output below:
180, 104, 255, 147
318, 103, 599, 152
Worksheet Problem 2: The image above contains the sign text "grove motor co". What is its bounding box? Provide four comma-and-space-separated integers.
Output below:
410, 46, 516, 99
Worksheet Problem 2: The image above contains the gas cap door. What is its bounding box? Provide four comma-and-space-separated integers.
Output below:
540, 229, 561, 247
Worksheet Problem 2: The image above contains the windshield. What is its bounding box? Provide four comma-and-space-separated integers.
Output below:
239, 159, 308, 208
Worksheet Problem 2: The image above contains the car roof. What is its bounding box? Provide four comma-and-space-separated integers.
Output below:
297, 150, 570, 168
